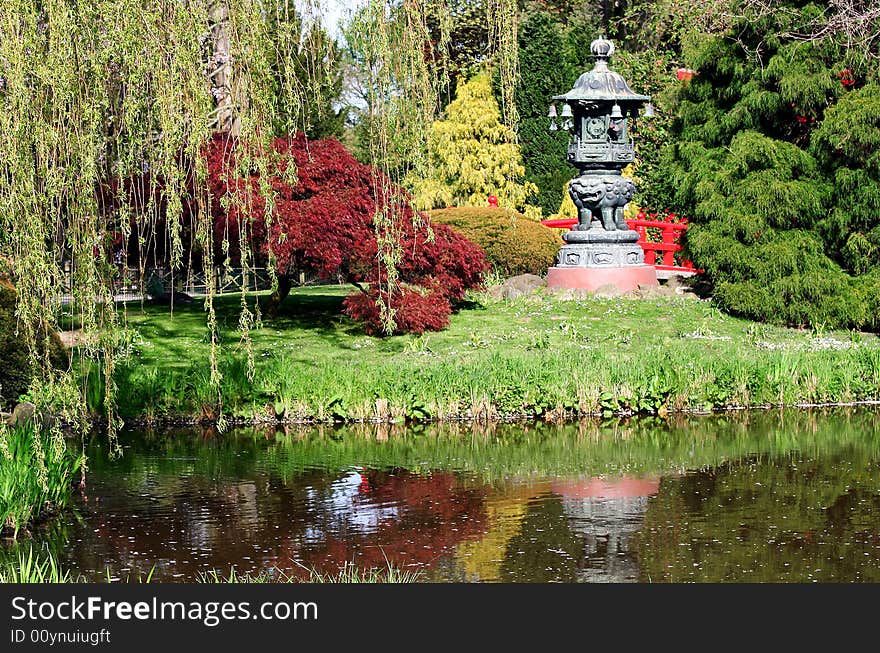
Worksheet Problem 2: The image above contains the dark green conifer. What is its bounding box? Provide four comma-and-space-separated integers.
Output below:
661, 2, 880, 330
514, 11, 579, 217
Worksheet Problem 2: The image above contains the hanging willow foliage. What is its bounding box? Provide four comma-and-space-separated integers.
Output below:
349, 0, 522, 332
0, 0, 321, 465
343, 0, 449, 332
488, 0, 519, 132
0, 0, 520, 483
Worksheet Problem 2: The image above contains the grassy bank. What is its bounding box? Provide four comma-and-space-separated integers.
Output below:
0, 425, 82, 539
93, 285, 880, 423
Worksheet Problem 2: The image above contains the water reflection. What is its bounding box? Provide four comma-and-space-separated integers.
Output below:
556, 477, 660, 583
6, 407, 880, 582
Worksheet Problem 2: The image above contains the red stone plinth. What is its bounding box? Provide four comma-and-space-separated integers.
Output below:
546, 265, 658, 293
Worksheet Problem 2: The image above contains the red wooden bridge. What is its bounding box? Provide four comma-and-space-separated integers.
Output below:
541, 216, 700, 279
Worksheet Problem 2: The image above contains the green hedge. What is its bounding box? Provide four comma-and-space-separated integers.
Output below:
427, 207, 561, 277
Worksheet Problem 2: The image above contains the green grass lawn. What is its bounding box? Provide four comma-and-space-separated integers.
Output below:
96, 284, 880, 422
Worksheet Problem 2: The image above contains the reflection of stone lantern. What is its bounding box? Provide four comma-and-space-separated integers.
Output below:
546, 37, 658, 292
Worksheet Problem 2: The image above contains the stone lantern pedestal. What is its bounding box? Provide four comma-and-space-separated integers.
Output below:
546, 226, 656, 292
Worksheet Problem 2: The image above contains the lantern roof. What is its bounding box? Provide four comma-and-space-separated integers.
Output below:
553, 37, 650, 105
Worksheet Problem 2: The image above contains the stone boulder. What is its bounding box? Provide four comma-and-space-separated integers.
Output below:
3, 401, 35, 427
487, 274, 546, 301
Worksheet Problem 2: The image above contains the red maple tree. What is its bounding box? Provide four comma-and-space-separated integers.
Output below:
204, 133, 488, 334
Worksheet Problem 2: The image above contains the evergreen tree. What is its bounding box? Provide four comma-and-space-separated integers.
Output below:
514, 11, 578, 217
812, 84, 880, 275
409, 72, 540, 218
661, 1, 880, 330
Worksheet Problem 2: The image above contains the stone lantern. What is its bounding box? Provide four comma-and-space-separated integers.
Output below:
546, 37, 658, 292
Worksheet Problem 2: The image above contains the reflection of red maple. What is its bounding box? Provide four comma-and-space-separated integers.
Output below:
76, 469, 490, 581
276, 471, 490, 576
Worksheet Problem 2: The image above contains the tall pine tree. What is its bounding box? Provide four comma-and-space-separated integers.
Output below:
514, 11, 578, 217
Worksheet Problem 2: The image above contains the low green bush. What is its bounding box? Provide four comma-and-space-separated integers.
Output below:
427, 207, 561, 277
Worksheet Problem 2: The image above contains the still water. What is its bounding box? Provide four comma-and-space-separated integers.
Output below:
18, 408, 880, 582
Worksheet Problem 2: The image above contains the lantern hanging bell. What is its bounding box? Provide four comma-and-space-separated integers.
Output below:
610, 103, 623, 119
643, 102, 655, 118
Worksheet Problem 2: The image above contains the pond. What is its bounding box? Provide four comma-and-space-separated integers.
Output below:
10, 407, 880, 582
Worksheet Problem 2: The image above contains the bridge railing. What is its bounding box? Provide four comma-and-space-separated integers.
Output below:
540, 217, 701, 278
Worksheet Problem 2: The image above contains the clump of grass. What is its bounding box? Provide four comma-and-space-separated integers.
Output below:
199, 560, 421, 584
0, 547, 75, 583
0, 424, 82, 539
0, 547, 154, 584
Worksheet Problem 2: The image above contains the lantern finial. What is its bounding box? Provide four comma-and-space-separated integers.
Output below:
590, 37, 615, 69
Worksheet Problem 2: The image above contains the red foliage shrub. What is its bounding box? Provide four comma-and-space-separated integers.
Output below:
343, 286, 450, 335
204, 133, 488, 334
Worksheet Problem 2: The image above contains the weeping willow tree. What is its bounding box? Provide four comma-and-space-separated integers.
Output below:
339, 0, 519, 329
0, 0, 521, 490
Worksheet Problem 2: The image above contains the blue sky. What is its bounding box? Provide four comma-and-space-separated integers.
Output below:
320, 0, 365, 38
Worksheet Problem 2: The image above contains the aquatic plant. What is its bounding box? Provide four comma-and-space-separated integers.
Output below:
0, 547, 74, 583
198, 560, 421, 583
0, 424, 83, 539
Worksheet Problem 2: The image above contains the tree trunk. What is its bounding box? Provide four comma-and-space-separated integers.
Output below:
208, 2, 241, 136
263, 274, 293, 317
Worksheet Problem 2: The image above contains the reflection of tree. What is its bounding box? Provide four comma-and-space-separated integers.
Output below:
455, 482, 549, 581
269, 470, 490, 574
499, 495, 583, 583
633, 451, 880, 582
41, 409, 880, 581
57, 465, 488, 581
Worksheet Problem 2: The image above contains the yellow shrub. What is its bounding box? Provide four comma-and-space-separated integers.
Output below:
427, 207, 562, 277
